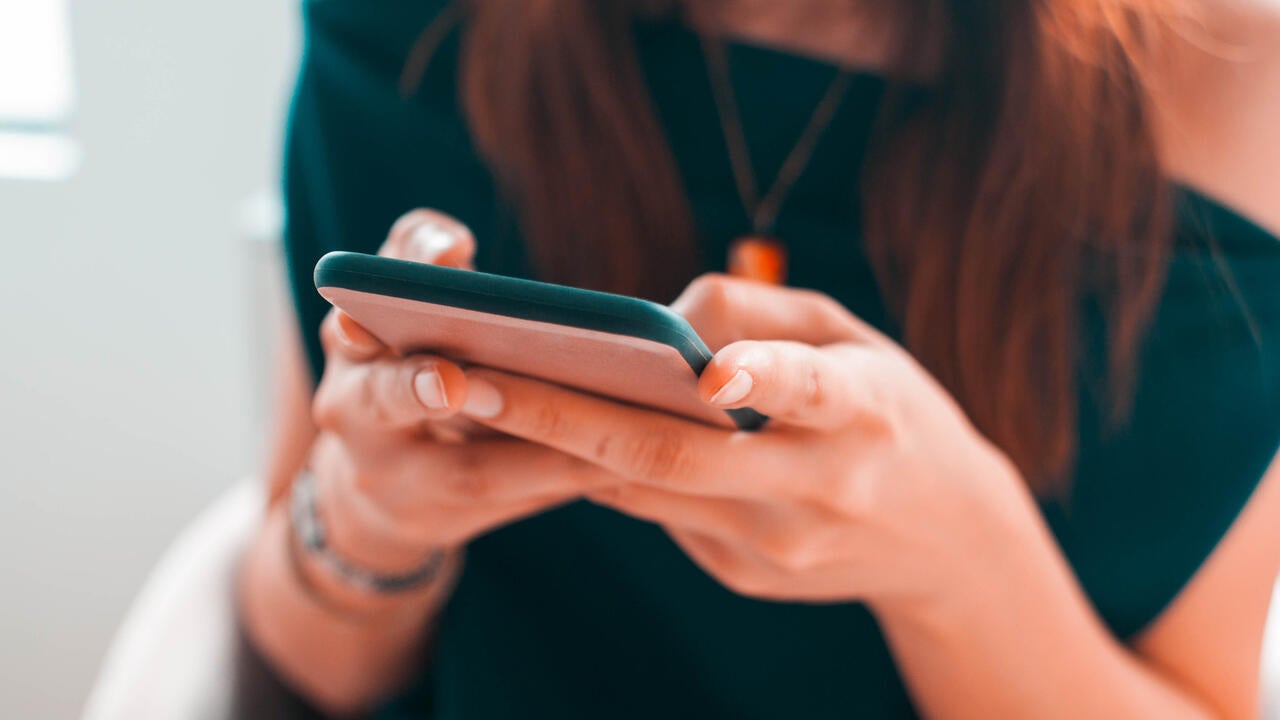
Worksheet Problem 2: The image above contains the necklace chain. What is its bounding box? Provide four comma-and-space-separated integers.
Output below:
700, 33, 852, 237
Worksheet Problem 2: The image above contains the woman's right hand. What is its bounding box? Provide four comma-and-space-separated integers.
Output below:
300, 209, 621, 613
240, 209, 618, 711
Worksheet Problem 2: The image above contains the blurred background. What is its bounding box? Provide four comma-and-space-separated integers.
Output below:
1, 2, 1279, 718
0, 1, 294, 716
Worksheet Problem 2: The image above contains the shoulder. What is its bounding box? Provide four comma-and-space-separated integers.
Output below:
1151, 0, 1280, 235
1056, 4, 1280, 628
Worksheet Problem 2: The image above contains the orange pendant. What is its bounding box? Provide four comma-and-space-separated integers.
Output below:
727, 235, 788, 285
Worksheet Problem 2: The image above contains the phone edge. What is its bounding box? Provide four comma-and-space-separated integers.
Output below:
315, 251, 766, 430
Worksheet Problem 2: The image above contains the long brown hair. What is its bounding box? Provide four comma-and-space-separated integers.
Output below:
439, 0, 1179, 492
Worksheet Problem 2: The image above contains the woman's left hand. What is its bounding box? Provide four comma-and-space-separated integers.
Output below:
459, 274, 1041, 612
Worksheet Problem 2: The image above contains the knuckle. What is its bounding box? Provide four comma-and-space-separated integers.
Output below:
719, 569, 768, 598
310, 379, 343, 431
833, 472, 880, 521
529, 402, 571, 441
362, 368, 394, 427
800, 363, 827, 413
801, 289, 850, 321
310, 396, 334, 430
813, 292, 849, 321
685, 273, 732, 312
674, 274, 742, 346
389, 361, 426, 411
365, 361, 429, 428
308, 433, 348, 481
312, 361, 417, 433
759, 528, 820, 572
336, 452, 386, 500
348, 466, 381, 496
793, 287, 831, 308
677, 533, 762, 597
688, 272, 728, 294
873, 404, 905, 444
624, 429, 695, 480
858, 360, 906, 441
592, 433, 613, 464
453, 470, 495, 503
444, 449, 494, 502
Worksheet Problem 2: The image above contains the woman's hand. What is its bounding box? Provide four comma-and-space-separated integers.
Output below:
241, 209, 625, 713
454, 274, 1039, 613
303, 209, 620, 611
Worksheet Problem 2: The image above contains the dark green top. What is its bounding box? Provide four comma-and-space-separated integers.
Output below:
282, 3, 1280, 718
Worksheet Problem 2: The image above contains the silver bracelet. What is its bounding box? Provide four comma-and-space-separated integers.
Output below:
290, 470, 446, 593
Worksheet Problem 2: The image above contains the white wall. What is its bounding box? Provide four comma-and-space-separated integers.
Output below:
1, 3, 1278, 719
0, 2, 295, 717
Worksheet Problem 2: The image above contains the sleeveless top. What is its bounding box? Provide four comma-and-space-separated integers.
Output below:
281, 3, 1280, 717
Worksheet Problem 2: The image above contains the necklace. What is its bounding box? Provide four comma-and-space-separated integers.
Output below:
700, 33, 852, 285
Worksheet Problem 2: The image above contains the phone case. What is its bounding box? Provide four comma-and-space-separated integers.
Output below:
314, 252, 765, 430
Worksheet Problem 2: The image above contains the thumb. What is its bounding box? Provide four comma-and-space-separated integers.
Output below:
698, 340, 890, 431
384, 209, 477, 269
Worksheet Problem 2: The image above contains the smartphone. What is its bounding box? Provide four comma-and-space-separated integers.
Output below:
314, 251, 765, 430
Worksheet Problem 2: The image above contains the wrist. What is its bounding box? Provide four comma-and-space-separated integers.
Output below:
874, 453, 1055, 631
238, 506, 445, 712
318, 469, 447, 575
289, 472, 463, 618
885, 526, 1072, 647
243, 504, 451, 635
290, 526, 462, 621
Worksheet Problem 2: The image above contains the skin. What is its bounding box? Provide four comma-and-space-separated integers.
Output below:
238, 211, 626, 711
238, 2, 1280, 716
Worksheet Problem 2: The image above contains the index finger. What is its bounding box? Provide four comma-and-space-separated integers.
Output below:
384, 209, 476, 269
669, 274, 888, 351
320, 309, 387, 363
458, 368, 788, 497
313, 353, 469, 435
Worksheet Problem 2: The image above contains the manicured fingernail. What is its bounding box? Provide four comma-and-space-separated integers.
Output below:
709, 369, 753, 406
413, 368, 449, 410
334, 312, 379, 350
409, 222, 457, 262
462, 377, 503, 418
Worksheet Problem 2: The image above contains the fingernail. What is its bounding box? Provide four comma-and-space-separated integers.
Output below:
413, 368, 449, 410
334, 312, 379, 351
409, 222, 458, 262
708, 369, 753, 406
462, 377, 503, 418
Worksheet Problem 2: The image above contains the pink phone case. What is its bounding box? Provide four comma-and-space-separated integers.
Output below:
320, 286, 736, 428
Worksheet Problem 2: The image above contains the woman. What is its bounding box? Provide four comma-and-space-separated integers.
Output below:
239, 0, 1280, 717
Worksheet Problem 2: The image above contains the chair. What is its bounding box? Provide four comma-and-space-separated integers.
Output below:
83, 480, 1280, 719
82, 480, 317, 720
